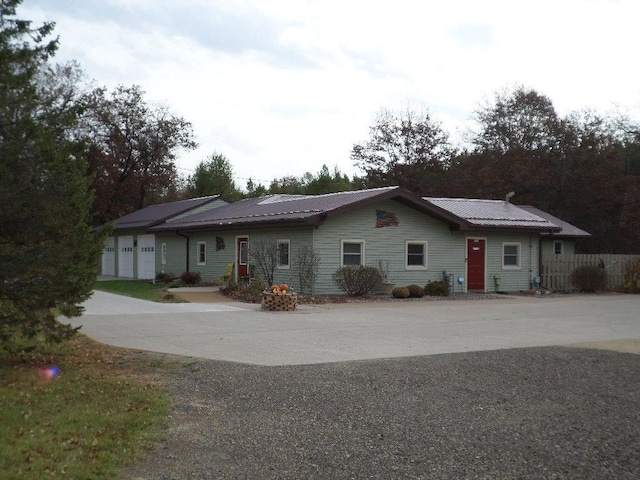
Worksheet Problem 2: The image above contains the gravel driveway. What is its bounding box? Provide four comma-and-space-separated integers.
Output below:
128, 345, 640, 480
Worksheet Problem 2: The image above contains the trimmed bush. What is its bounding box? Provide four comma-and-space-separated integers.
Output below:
425, 280, 450, 297
392, 286, 410, 298
332, 265, 382, 296
407, 284, 425, 298
570, 265, 607, 292
180, 271, 202, 286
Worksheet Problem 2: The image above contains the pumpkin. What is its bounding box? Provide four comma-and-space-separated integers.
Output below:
280, 283, 289, 291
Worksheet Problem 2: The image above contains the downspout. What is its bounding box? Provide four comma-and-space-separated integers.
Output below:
537, 232, 555, 289
176, 230, 190, 273
529, 234, 534, 289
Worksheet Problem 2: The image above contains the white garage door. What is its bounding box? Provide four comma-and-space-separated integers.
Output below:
101, 236, 115, 276
118, 235, 134, 278
137, 234, 156, 280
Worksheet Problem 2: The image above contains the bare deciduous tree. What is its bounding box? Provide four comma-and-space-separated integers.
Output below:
296, 246, 320, 294
249, 240, 279, 287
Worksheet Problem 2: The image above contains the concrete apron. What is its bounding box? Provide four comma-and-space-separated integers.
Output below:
68, 291, 640, 366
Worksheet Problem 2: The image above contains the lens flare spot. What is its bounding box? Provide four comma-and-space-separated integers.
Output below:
40, 366, 60, 380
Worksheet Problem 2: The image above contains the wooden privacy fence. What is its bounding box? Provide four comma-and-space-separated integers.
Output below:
541, 254, 640, 291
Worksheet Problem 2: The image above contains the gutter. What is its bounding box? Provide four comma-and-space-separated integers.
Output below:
176, 230, 190, 273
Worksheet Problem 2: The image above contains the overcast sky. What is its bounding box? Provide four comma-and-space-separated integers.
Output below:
22, 0, 640, 188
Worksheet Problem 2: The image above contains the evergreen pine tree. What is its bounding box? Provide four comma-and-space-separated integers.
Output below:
0, 0, 104, 346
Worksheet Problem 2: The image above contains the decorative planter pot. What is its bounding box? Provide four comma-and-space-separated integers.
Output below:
381, 282, 396, 295
261, 293, 298, 311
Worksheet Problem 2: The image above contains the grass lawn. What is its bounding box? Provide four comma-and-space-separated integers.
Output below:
93, 279, 184, 302
0, 335, 171, 480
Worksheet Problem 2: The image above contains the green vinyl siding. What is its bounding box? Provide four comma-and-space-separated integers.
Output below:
482, 233, 539, 292
155, 233, 188, 279
540, 239, 577, 256
312, 199, 467, 295
156, 227, 315, 289
154, 202, 544, 295
245, 227, 315, 290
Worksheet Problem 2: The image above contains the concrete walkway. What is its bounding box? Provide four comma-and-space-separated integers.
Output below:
67, 291, 640, 366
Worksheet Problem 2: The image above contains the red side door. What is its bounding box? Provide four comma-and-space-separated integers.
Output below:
467, 238, 486, 291
237, 237, 248, 279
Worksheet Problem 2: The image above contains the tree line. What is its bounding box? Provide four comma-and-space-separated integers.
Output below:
352, 91, 640, 254
222, 89, 640, 255
5, 0, 640, 254
8, 3, 637, 255
86, 78, 640, 254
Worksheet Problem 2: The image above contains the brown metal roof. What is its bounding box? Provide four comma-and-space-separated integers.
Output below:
424, 197, 561, 232
141, 188, 573, 235
110, 196, 222, 231
518, 206, 591, 238
150, 187, 460, 232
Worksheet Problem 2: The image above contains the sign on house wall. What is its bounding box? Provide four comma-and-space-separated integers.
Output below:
376, 210, 399, 228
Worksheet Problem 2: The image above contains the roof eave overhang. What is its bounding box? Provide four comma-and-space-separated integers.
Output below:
151, 215, 323, 233
110, 225, 151, 234
545, 233, 591, 239
459, 225, 563, 234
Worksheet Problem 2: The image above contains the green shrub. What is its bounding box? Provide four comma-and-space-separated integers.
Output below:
407, 284, 425, 298
570, 265, 607, 292
425, 280, 450, 297
392, 287, 410, 298
155, 272, 174, 284
332, 265, 382, 296
180, 271, 202, 286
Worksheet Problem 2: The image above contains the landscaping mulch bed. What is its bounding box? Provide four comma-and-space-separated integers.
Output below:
221, 285, 506, 305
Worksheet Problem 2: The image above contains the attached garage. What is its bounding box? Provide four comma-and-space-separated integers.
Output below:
137, 234, 156, 280
118, 235, 134, 278
101, 236, 116, 276
100, 195, 225, 281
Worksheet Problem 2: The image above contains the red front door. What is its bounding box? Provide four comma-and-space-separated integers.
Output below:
467, 238, 486, 291
237, 237, 248, 279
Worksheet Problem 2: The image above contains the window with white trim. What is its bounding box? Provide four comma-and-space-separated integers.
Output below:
406, 241, 428, 270
554, 241, 563, 255
161, 243, 167, 265
341, 240, 364, 266
277, 240, 290, 268
502, 243, 521, 269
197, 241, 206, 265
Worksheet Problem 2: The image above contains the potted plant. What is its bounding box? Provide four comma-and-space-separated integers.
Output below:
378, 260, 395, 295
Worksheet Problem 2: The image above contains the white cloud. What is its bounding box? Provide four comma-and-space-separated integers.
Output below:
21, 0, 640, 187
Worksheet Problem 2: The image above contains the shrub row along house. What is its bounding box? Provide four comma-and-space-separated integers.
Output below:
100, 186, 590, 294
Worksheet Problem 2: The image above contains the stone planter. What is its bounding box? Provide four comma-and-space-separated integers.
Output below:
261, 293, 298, 311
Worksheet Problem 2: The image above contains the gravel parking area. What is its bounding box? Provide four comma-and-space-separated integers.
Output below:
128, 346, 640, 480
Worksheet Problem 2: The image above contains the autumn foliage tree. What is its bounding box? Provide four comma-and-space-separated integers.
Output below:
455, 88, 630, 252
81, 85, 197, 224
450, 88, 564, 203
351, 106, 453, 194
352, 87, 640, 253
